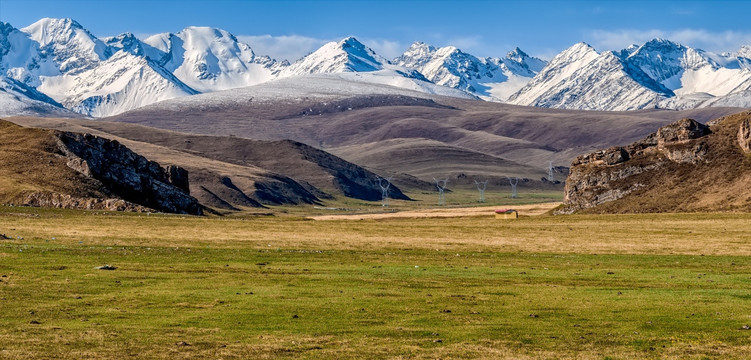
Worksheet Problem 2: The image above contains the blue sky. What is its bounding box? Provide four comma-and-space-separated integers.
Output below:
2, 0, 750, 61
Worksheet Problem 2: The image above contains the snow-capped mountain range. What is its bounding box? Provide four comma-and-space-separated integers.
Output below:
508, 39, 751, 110
0, 18, 749, 117
393, 42, 545, 101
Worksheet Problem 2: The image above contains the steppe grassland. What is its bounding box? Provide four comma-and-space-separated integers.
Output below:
2, 204, 751, 359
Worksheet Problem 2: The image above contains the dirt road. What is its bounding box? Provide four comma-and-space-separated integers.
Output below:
309, 202, 561, 220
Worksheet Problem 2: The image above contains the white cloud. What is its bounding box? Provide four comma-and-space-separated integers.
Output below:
445, 35, 483, 52
589, 29, 751, 53
236, 35, 332, 62
359, 38, 405, 60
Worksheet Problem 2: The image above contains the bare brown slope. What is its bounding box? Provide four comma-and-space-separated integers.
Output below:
5, 116, 408, 204
0, 120, 106, 201
0, 120, 202, 214
5, 117, 325, 209
107, 93, 743, 171
59, 121, 409, 201
562, 111, 751, 214
329, 138, 544, 180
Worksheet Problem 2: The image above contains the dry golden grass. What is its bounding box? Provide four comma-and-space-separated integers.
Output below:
3, 206, 751, 255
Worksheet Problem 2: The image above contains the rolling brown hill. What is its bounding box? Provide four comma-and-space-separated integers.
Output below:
562, 111, 751, 213
63, 120, 411, 202
0, 120, 202, 214
5, 86, 745, 212
106, 92, 743, 185
5, 117, 410, 212
328, 138, 561, 191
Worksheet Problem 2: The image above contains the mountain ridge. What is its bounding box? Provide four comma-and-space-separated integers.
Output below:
1, 17, 749, 118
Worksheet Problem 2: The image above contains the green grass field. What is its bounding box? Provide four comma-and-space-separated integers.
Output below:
2, 203, 751, 359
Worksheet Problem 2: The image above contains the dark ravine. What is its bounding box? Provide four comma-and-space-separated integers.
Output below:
560, 111, 751, 214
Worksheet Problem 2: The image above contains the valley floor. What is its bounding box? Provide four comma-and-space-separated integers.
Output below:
2, 205, 751, 359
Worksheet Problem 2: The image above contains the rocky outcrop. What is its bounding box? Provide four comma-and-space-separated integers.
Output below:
21, 192, 150, 212
561, 118, 715, 213
739, 117, 751, 153
656, 118, 711, 145
55, 132, 203, 215
561, 112, 751, 214
166, 165, 190, 193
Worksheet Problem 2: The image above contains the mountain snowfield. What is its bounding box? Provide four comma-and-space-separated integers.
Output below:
142, 26, 285, 93
393, 42, 545, 101
38, 51, 199, 117
508, 39, 751, 111
0, 76, 73, 117
134, 73, 476, 114
0, 17, 749, 117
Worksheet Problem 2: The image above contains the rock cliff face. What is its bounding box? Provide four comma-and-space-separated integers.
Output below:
561, 112, 751, 213
738, 117, 751, 154
55, 132, 203, 214
0, 119, 202, 214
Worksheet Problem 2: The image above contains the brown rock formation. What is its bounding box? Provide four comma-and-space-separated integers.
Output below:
0, 120, 202, 214
55, 132, 203, 215
739, 117, 751, 154
561, 112, 751, 214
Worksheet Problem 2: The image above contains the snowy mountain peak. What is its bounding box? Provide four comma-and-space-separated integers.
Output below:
180, 26, 253, 57
336, 36, 385, 63
507, 42, 600, 106
23, 18, 85, 42
104, 33, 144, 56
0, 22, 58, 88
437, 45, 461, 55
279, 36, 386, 76
393, 42, 548, 101
143, 26, 277, 92
338, 36, 363, 48
393, 41, 437, 69
628, 38, 686, 61
506, 47, 528, 60
560, 42, 598, 58
39, 50, 198, 117
21, 17, 107, 74
504, 47, 546, 73
509, 37, 751, 111
408, 41, 436, 52
626, 38, 716, 89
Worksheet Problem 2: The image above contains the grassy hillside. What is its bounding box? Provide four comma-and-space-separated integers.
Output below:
329, 138, 545, 181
